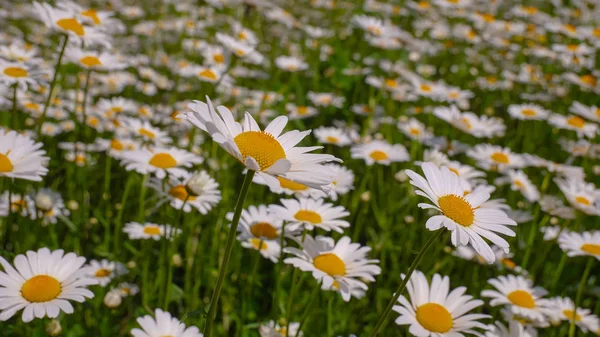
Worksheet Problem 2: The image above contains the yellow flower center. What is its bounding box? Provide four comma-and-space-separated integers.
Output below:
95, 269, 111, 277
416, 303, 453, 333
149, 153, 177, 169
297, 106, 308, 115
438, 194, 474, 226
4, 66, 28, 78
277, 176, 308, 191
82, 9, 101, 25
250, 238, 268, 251
233, 131, 286, 171
80, 56, 102, 67
420, 84, 432, 92
21, 275, 61, 303
448, 91, 460, 99
507, 290, 536, 308
418, 1, 430, 8
564, 24, 576, 33
56, 18, 85, 36
0, 153, 13, 172
138, 128, 156, 139
294, 210, 322, 224
460, 117, 472, 130
501, 258, 517, 269
580, 75, 597, 87
313, 253, 346, 276
490, 152, 509, 164
199, 69, 218, 81
567, 116, 585, 128
563, 310, 581, 321
368, 26, 382, 36
143, 225, 161, 235
581, 243, 600, 255
385, 79, 397, 88
250, 222, 279, 239
575, 196, 590, 206
325, 136, 339, 143
514, 180, 525, 188
24, 102, 40, 110
369, 150, 388, 161
213, 53, 225, 64
409, 127, 421, 135
521, 108, 536, 116
168, 185, 196, 201
110, 139, 124, 151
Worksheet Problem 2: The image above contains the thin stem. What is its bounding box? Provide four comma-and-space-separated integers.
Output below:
551, 253, 568, 290
163, 196, 189, 309
203, 169, 256, 337
568, 258, 594, 337
521, 213, 548, 269
138, 175, 149, 221
285, 267, 300, 337
11, 84, 17, 130
295, 281, 322, 337
369, 229, 445, 337
37, 34, 69, 137
114, 175, 135, 254
80, 69, 92, 141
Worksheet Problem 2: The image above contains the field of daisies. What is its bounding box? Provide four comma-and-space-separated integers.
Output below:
2, 0, 600, 336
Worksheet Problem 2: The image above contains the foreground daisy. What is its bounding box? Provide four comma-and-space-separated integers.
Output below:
284, 235, 380, 301
481, 275, 553, 323
269, 197, 350, 233
0, 129, 49, 181
393, 271, 489, 336
179, 97, 340, 191
0, 248, 97, 322
558, 230, 600, 260
131, 308, 202, 337
406, 162, 517, 263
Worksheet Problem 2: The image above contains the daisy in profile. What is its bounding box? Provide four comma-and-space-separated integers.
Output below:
0, 192, 36, 219
179, 96, 340, 191
131, 308, 202, 337
352, 14, 389, 37
485, 321, 537, 337
284, 235, 381, 301
121, 146, 203, 179
398, 118, 433, 141
269, 197, 350, 233
285, 103, 319, 120
234, 205, 283, 241
548, 114, 597, 138
392, 271, 489, 336
0, 129, 49, 181
507, 104, 550, 120
147, 171, 221, 214
481, 275, 553, 322
275, 56, 308, 72
496, 170, 540, 202
554, 177, 600, 215
570, 101, 600, 123
117, 282, 139, 297
558, 231, 600, 260
548, 297, 599, 333
405, 162, 517, 263
467, 144, 525, 172
259, 320, 302, 337
323, 163, 354, 201
86, 259, 127, 287
314, 126, 352, 146
123, 222, 180, 241
33, 188, 70, 225
0, 248, 97, 322
252, 174, 327, 199
351, 139, 409, 166
322, 280, 366, 301
240, 238, 281, 262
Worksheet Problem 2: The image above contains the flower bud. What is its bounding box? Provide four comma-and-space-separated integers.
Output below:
46, 319, 62, 336
104, 289, 123, 308
172, 254, 182, 267
360, 191, 371, 202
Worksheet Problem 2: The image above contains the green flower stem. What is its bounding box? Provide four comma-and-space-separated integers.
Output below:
11, 84, 17, 130
568, 258, 594, 337
369, 228, 445, 337
114, 175, 135, 253
163, 196, 189, 309
521, 213, 549, 270
37, 34, 69, 137
295, 280, 322, 337
203, 169, 255, 337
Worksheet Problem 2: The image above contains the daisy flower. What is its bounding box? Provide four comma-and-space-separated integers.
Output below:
481, 275, 553, 322
274, 56, 308, 72
131, 308, 202, 337
86, 259, 127, 287
351, 104, 384, 116
352, 15, 389, 37
496, 170, 540, 202
65, 46, 128, 71
0, 248, 97, 322
284, 235, 381, 302
467, 144, 526, 172
323, 163, 354, 201
0, 60, 45, 90
33, 188, 70, 225
285, 103, 319, 120
179, 96, 340, 191
405, 162, 517, 263
350, 139, 410, 166
259, 320, 302, 337
0, 129, 49, 181
570, 101, 600, 123
147, 171, 221, 214
398, 118, 434, 141
307, 92, 345, 108
120, 117, 172, 145
392, 271, 489, 336
0, 192, 36, 219
554, 177, 600, 215
269, 197, 350, 233
548, 297, 599, 333
117, 282, 139, 297
548, 114, 597, 138
485, 321, 537, 337
558, 231, 600, 261
507, 104, 550, 120
540, 225, 562, 241
234, 205, 284, 241
123, 222, 180, 241
240, 238, 281, 263
314, 126, 352, 146
121, 146, 203, 179
252, 174, 327, 199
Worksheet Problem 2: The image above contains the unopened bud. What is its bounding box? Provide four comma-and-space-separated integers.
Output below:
549, 217, 559, 225
186, 171, 210, 197
46, 319, 62, 336
104, 289, 123, 308
66, 200, 79, 211
172, 254, 182, 267
404, 215, 414, 224
360, 191, 371, 202
395, 170, 408, 182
